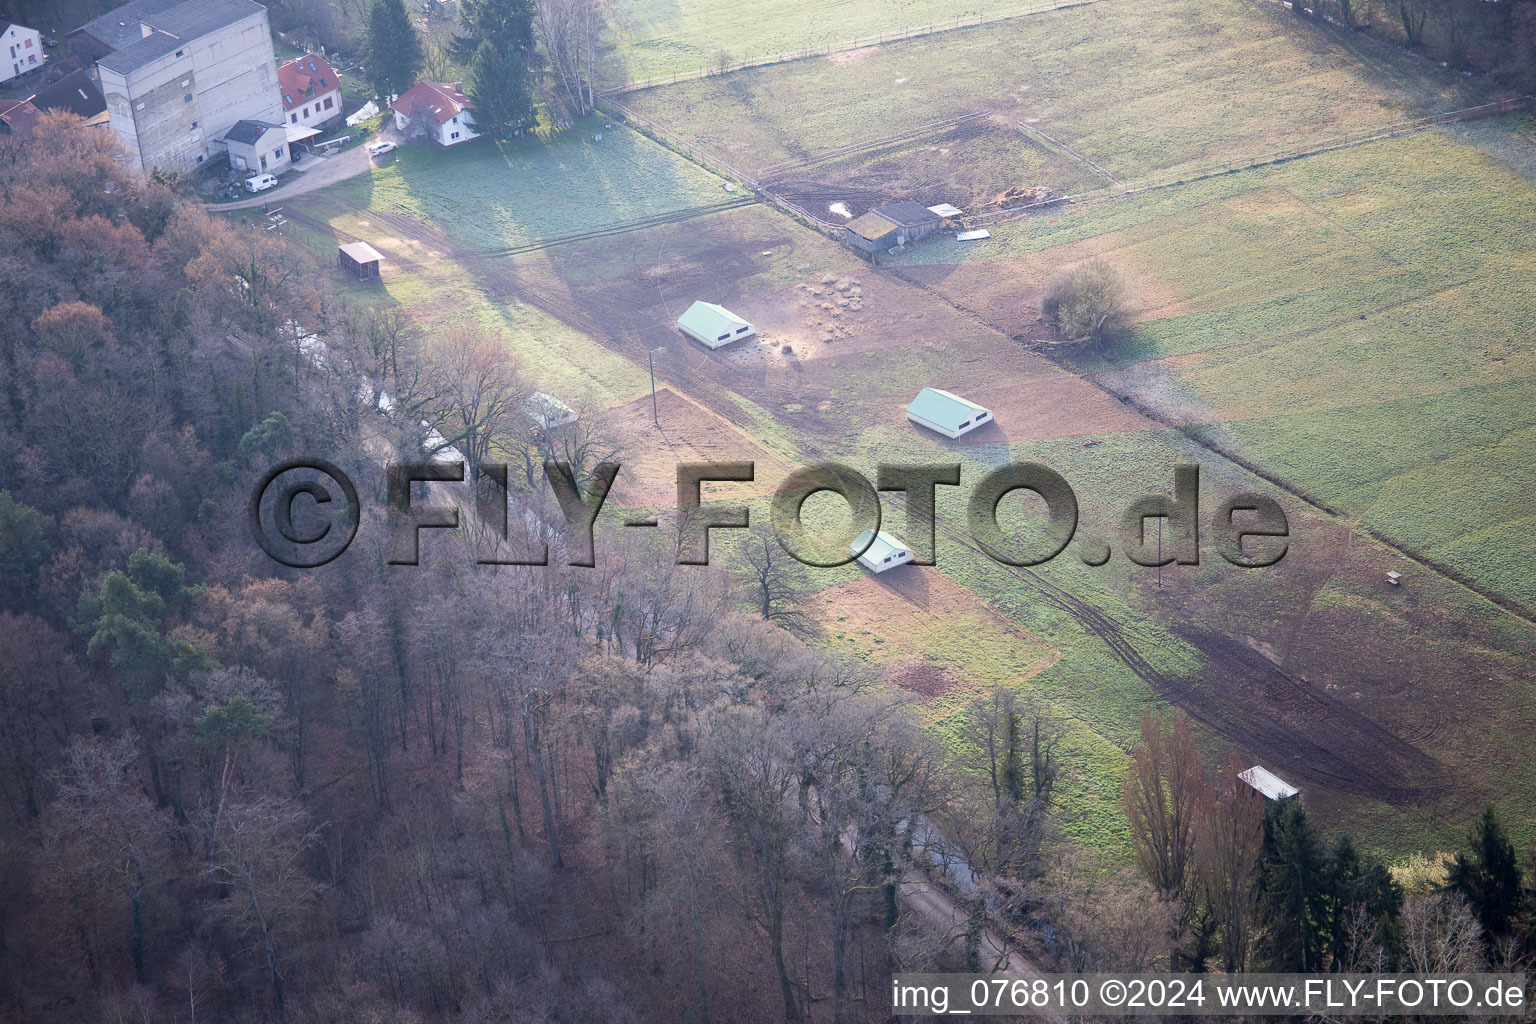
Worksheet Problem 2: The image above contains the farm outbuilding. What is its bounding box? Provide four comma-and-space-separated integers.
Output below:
1238, 765, 1298, 801
338, 242, 385, 281
526, 392, 578, 430
677, 300, 755, 348
850, 529, 914, 573
843, 200, 944, 254
906, 387, 993, 438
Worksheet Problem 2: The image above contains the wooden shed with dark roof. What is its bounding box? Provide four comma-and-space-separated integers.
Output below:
843, 201, 943, 255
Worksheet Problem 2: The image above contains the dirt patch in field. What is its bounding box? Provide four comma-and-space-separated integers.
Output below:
827, 45, 880, 66
965, 373, 1159, 441
603, 386, 795, 506
881, 653, 964, 700
763, 119, 1090, 218
811, 568, 1059, 714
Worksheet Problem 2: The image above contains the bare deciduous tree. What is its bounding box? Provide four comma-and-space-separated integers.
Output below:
1122, 709, 1205, 900
536, 0, 611, 117
1040, 258, 1133, 348
212, 795, 322, 1011
1193, 752, 1265, 972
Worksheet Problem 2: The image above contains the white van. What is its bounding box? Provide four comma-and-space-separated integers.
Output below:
245, 173, 279, 194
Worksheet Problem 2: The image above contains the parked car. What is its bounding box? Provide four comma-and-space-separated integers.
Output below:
245, 173, 279, 193
368, 140, 397, 157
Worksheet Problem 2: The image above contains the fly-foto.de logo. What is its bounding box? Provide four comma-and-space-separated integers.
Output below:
249, 459, 1290, 571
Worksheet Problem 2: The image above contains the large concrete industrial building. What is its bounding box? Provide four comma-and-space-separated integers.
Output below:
69, 0, 284, 175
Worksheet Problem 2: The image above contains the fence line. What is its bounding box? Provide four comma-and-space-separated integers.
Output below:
754, 111, 991, 180
608, 88, 1528, 240
969, 95, 1531, 225
601, 0, 1104, 96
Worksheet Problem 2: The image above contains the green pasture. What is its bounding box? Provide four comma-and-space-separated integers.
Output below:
618, 0, 1490, 180
889, 120, 1536, 611
613, 0, 1045, 83
299, 121, 729, 253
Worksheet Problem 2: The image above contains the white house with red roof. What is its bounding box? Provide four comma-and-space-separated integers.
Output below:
390, 81, 478, 147
278, 51, 341, 130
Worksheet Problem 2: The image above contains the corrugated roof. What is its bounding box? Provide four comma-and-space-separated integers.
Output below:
845, 211, 898, 242
906, 387, 989, 432
339, 242, 385, 263
927, 203, 963, 218
1238, 766, 1298, 800
677, 300, 749, 338
872, 200, 940, 228
851, 529, 908, 564
526, 392, 577, 428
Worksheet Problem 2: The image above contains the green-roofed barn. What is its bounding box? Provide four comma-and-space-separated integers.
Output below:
849, 529, 914, 574
677, 300, 755, 349
906, 387, 993, 439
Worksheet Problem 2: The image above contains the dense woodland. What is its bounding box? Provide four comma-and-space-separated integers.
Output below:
1, 76, 1535, 1024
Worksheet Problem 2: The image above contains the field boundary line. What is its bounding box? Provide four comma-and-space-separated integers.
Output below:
603, 98, 848, 232
755, 111, 991, 180
968, 95, 1532, 227
1015, 121, 1118, 183
602, 0, 1106, 96
882, 260, 1536, 631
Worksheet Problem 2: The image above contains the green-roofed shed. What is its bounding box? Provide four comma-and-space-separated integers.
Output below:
849, 529, 914, 573
906, 387, 993, 439
677, 300, 755, 349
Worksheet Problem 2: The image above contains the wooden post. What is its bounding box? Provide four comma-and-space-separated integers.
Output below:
649, 352, 659, 425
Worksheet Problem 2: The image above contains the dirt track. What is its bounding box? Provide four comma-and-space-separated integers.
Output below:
898, 869, 1066, 1024
986, 548, 1442, 804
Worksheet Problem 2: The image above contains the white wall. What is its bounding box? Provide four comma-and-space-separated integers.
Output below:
435, 110, 479, 146
2, 24, 43, 84
286, 87, 340, 130
99, 8, 283, 175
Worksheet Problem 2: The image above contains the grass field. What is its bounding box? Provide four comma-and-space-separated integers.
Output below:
296, 121, 730, 253
889, 117, 1536, 612
612, 0, 1056, 82
272, 0, 1536, 858
620, 0, 1491, 182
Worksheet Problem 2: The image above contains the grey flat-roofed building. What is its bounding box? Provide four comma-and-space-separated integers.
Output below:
79, 0, 283, 175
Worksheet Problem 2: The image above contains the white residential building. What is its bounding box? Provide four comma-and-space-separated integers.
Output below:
72, 0, 283, 175
278, 51, 342, 130
391, 82, 478, 147
1, 21, 44, 85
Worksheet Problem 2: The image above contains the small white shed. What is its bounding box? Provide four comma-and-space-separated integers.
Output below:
677, 301, 755, 349
1239, 765, 1298, 801
526, 392, 578, 430
850, 529, 914, 573
906, 387, 993, 439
